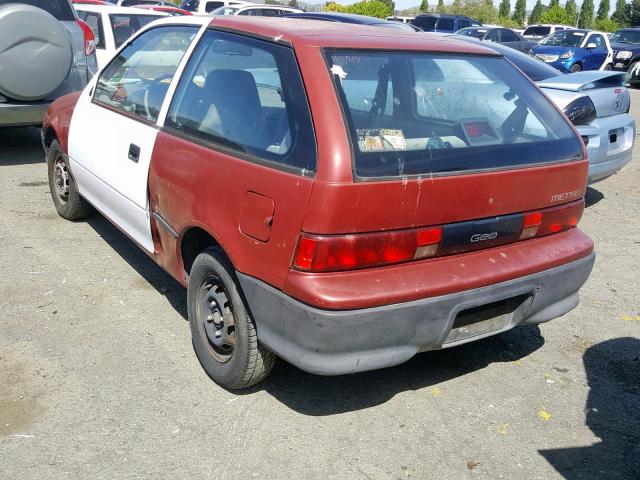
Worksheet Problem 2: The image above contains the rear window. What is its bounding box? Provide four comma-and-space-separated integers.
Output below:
0, 0, 75, 20
436, 18, 455, 31
109, 14, 164, 47
523, 26, 551, 36
413, 16, 437, 30
325, 50, 581, 179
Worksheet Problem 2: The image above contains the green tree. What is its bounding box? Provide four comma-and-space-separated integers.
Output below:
596, 0, 609, 20
348, 0, 393, 18
444, 0, 498, 24
511, 0, 526, 25
288, 0, 299, 7
420, 0, 429, 12
593, 17, 620, 31
548, 0, 560, 7
565, 0, 578, 25
437, 0, 444, 11
529, 0, 544, 24
540, 4, 571, 23
631, 0, 640, 26
498, 0, 510, 18
578, 0, 594, 28
324, 1, 349, 12
497, 15, 519, 27
611, 0, 630, 26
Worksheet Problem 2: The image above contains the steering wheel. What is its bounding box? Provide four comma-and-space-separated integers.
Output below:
143, 73, 174, 119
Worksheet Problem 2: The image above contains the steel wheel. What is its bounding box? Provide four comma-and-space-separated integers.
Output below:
197, 275, 235, 362
53, 154, 70, 204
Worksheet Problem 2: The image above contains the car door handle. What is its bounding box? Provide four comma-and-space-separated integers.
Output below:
128, 143, 140, 163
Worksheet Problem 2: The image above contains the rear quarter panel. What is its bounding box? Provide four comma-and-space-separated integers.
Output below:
42, 91, 82, 153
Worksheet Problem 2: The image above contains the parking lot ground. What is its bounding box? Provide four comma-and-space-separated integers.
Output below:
1, 92, 639, 480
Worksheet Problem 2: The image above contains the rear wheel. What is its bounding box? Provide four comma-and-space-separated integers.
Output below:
188, 247, 276, 390
46, 140, 91, 221
570, 63, 582, 73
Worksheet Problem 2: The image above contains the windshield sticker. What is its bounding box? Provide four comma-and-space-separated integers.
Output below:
357, 129, 406, 152
330, 64, 348, 83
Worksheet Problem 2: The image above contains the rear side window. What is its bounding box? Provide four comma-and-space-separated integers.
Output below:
165, 29, 317, 172
205, 1, 224, 12
0, 0, 75, 20
325, 50, 581, 179
437, 18, 454, 31
500, 30, 519, 42
413, 16, 437, 30
94, 26, 197, 122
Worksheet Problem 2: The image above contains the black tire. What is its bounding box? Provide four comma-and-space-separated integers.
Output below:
603, 63, 613, 71
570, 63, 582, 73
46, 139, 92, 221
188, 247, 276, 390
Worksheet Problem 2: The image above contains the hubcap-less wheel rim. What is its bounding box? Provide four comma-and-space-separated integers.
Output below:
53, 156, 70, 204
198, 276, 235, 362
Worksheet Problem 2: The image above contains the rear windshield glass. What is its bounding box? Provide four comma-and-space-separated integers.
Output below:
109, 14, 164, 47
523, 26, 551, 36
0, 0, 75, 20
324, 50, 581, 179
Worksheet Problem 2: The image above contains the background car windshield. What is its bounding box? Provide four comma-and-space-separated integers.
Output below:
325, 50, 581, 178
457, 28, 486, 39
542, 31, 585, 47
610, 30, 640, 44
0, 0, 74, 20
523, 26, 550, 36
109, 14, 164, 47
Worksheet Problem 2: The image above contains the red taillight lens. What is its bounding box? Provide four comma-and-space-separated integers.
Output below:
293, 227, 443, 272
536, 201, 584, 236
77, 19, 96, 56
520, 212, 543, 239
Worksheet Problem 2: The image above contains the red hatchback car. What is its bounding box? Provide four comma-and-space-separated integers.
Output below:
42, 16, 595, 389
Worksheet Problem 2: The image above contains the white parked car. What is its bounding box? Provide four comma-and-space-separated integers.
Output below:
116, 0, 176, 6
75, 4, 168, 68
210, 3, 302, 16
523, 24, 575, 42
178, 0, 252, 14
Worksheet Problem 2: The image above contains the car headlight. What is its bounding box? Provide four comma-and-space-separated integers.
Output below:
616, 50, 633, 59
563, 96, 596, 126
560, 50, 574, 59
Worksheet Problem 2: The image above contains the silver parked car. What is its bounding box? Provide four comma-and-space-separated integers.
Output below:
453, 35, 635, 183
0, 0, 98, 127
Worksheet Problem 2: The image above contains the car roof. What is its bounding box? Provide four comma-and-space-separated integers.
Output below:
75, 4, 170, 14
206, 16, 499, 54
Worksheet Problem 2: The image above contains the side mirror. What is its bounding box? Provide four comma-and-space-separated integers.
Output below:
586, 42, 597, 49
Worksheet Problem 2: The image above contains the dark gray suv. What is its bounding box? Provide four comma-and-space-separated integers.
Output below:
0, 0, 98, 127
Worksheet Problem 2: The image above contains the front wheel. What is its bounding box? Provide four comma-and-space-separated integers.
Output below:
603, 63, 613, 71
570, 63, 582, 73
46, 139, 91, 220
187, 247, 276, 390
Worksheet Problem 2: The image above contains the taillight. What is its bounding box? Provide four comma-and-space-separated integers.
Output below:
292, 201, 583, 273
77, 19, 96, 56
293, 227, 443, 272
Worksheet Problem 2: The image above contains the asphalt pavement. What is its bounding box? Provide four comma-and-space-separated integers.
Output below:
1, 91, 639, 479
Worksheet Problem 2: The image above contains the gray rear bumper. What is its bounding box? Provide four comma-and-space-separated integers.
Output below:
0, 101, 49, 127
238, 252, 595, 376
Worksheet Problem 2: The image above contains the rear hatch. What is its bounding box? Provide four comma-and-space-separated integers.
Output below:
296, 48, 587, 273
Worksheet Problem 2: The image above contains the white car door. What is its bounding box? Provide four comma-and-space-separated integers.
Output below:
67, 24, 200, 253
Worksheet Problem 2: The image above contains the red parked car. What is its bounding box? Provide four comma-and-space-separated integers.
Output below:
42, 16, 595, 389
